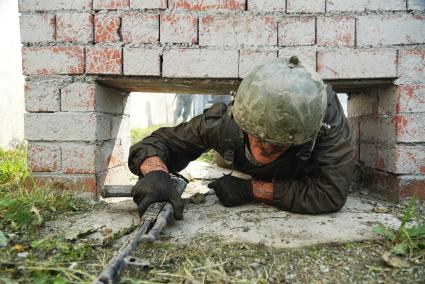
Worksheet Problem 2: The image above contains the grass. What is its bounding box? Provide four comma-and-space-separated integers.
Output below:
373, 198, 425, 257
0, 143, 97, 283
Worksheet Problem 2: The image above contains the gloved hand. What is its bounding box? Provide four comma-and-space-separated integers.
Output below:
207, 175, 253, 207
131, 170, 185, 220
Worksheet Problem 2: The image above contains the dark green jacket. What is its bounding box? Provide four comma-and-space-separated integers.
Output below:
129, 89, 356, 214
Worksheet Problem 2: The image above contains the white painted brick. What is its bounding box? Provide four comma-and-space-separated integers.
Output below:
278, 17, 315, 46
326, 0, 405, 12
398, 48, 425, 82
22, 46, 84, 75
25, 113, 112, 141
56, 12, 94, 43
396, 84, 425, 113
62, 143, 97, 173
123, 48, 161, 76
20, 13, 55, 43
347, 91, 377, 117
24, 82, 60, 112
393, 145, 425, 174
278, 47, 316, 70
287, 0, 325, 13
160, 13, 197, 44
199, 15, 277, 47
97, 164, 132, 186
130, 0, 167, 9
122, 13, 159, 43
28, 142, 61, 172
19, 0, 92, 11
62, 82, 125, 113
123, 95, 131, 115
93, 0, 129, 9
408, 0, 425, 10
359, 116, 396, 144
94, 84, 126, 114
239, 50, 277, 78
317, 48, 397, 79
168, 0, 245, 11
395, 113, 425, 143
361, 144, 425, 174
163, 49, 238, 78
317, 16, 355, 47
358, 14, 425, 46
61, 82, 96, 112
248, 0, 286, 12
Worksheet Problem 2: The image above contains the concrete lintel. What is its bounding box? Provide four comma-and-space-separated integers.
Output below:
95, 76, 397, 95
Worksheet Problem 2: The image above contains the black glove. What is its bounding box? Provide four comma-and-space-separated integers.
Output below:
131, 171, 184, 220
208, 175, 253, 207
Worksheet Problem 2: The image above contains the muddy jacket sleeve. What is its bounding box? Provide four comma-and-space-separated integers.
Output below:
272, 91, 356, 214
128, 104, 227, 176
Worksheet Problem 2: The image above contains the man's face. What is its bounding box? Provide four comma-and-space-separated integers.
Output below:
247, 135, 290, 165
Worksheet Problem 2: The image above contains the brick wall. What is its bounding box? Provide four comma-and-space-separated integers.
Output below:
19, 0, 425, 199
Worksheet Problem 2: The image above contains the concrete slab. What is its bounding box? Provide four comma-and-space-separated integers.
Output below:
44, 162, 401, 248
44, 193, 400, 248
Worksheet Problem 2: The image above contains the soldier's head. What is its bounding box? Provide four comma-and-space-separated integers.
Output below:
232, 56, 327, 164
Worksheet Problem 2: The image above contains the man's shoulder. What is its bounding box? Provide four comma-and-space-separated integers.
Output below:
203, 102, 229, 118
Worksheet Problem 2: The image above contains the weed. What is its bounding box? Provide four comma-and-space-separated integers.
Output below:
0, 144, 98, 283
373, 198, 425, 256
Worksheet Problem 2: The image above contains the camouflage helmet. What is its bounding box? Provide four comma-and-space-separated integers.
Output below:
233, 56, 327, 145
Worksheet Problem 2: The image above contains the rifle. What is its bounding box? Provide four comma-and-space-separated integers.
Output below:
93, 176, 187, 284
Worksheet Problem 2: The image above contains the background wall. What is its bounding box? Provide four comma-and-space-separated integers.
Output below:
0, 0, 24, 149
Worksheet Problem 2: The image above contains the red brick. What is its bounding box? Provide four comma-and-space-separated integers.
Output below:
56, 13, 94, 43
398, 48, 425, 82
122, 13, 159, 43
95, 13, 121, 42
168, 0, 245, 10
22, 46, 84, 75
160, 13, 197, 44
93, 0, 129, 9
199, 15, 277, 47
278, 17, 315, 46
86, 46, 122, 74
317, 16, 355, 47
28, 143, 61, 172
28, 173, 97, 194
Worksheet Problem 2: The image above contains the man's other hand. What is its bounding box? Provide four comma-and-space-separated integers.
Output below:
208, 175, 253, 207
131, 170, 184, 220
